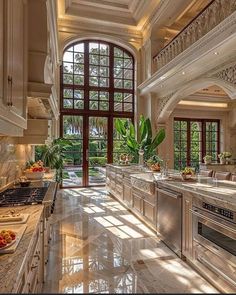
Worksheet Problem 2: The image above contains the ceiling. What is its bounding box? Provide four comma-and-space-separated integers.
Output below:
59, 0, 158, 29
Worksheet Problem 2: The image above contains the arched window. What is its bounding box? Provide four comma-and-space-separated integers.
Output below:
61, 40, 134, 114
60, 40, 135, 187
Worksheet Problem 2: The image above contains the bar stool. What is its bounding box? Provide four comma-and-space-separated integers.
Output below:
213, 171, 231, 180
199, 169, 213, 177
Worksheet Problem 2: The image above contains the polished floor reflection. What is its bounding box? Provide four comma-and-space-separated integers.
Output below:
43, 187, 218, 293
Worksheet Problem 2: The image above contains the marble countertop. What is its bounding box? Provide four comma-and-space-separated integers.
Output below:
157, 176, 236, 210
0, 204, 44, 293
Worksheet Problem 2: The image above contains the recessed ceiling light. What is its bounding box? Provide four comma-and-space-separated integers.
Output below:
214, 52, 219, 55
182, 71, 185, 75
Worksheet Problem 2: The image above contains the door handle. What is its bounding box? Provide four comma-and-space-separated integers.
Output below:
86, 149, 89, 162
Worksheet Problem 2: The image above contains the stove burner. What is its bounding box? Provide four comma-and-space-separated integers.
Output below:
0, 187, 48, 206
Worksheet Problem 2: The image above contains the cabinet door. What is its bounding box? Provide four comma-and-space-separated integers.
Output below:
123, 183, 132, 205
9, 0, 26, 118
182, 194, 193, 259
143, 199, 156, 227
132, 190, 143, 214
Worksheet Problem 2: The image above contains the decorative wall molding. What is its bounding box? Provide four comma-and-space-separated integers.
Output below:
214, 64, 236, 85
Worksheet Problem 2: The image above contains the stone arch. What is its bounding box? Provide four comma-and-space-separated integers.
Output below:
157, 77, 236, 123
59, 34, 139, 62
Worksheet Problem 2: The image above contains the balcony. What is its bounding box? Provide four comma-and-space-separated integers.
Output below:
154, 0, 236, 70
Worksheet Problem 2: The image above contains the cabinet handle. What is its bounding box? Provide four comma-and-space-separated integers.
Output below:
7, 76, 13, 106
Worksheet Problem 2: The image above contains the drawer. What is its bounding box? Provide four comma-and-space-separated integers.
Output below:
132, 191, 143, 214
144, 192, 157, 206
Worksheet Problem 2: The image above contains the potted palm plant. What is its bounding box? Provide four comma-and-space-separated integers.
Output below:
115, 115, 165, 163
41, 138, 72, 183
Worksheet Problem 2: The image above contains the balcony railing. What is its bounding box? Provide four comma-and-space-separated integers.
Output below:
154, 0, 236, 70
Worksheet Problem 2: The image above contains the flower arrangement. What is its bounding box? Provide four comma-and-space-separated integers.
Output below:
181, 167, 194, 180
146, 155, 163, 171
218, 152, 232, 159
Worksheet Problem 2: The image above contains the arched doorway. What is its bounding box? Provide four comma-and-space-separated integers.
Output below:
60, 40, 135, 187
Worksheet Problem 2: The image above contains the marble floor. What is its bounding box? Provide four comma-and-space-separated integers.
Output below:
42, 187, 218, 294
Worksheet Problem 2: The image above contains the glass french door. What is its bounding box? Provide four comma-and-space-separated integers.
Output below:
61, 115, 108, 187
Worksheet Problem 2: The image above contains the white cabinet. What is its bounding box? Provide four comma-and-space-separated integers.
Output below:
0, 0, 27, 134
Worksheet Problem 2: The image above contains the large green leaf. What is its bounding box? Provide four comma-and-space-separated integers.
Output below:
129, 122, 135, 138
139, 115, 147, 142
115, 119, 126, 137
148, 128, 165, 154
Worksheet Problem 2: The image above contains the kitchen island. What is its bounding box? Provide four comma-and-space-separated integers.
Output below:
0, 181, 57, 293
106, 164, 236, 293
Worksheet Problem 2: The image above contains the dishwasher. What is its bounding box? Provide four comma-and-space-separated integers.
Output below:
157, 186, 182, 257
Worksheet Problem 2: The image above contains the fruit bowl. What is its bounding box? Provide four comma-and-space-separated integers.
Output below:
181, 173, 193, 180
25, 171, 44, 180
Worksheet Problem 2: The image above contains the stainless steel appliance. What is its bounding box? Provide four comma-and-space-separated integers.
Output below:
157, 186, 182, 257
191, 198, 236, 292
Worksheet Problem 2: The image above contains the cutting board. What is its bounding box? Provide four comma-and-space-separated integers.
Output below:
0, 214, 29, 225
0, 224, 27, 254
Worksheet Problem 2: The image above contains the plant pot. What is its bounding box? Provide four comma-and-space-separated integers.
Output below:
181, 173, 192, 180
220, 158, 226, 164
148, 163, 160, 171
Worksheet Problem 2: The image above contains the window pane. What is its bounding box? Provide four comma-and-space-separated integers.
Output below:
74, 43, 84, 52
124, 103, 132, 112
89, 55, 99, 65
100, 102, 109, 111
114, 79, 123, 88
90, 91, 98, 100
100, 56, 109, 66
74, 52, 84, 63
114, 58, 123, 68
124, 58, 133, 68
99, 78, 108, 87
74, 90, 84, 99
74, 100, 84, 109
63, 115, 83, 139
89, 101, 98, 110
100, 44, 109, 55
90, 77, 98, 86
89, 66, 99, 76
124, 69, 133, 79
100, 92, 109, 101
63, 62, 73, 73
63, 99, 73, 108
63, 74, 73, 84
114, 47, 123, 57
74, 75, 84, 85
114, 103, 122, 111
100, 67, 109, 77
63, 51, 73, 62
89, 42, 99, 53
124, 93, 132, 103
124, 80, 132, 89
114, 68, 123, 78
114, 92, 123, 102
63, 89, 73, 98
74, 64, 84, 75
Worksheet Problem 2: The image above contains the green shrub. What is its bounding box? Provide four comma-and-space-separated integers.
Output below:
89, 157, 107, 167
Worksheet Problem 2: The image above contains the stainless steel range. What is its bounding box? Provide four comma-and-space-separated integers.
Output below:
0, 185, 49, 207
191, 197, 236, 292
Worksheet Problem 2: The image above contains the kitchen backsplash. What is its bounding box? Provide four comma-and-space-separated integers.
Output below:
0, 137, 33, 186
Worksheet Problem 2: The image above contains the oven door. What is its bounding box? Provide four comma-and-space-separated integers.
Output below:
191, 207, 236, 290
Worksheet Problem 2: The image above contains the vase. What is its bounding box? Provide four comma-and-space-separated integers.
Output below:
220, 158, 226, 164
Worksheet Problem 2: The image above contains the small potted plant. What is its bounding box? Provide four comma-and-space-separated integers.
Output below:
181, 167, 194, 180
203, 155, 212, 165
218, 151, 232, 164
146, 155, 163, 171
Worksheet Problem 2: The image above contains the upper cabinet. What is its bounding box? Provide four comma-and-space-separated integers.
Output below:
0, 0, 27, 135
